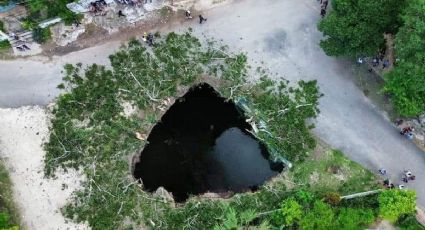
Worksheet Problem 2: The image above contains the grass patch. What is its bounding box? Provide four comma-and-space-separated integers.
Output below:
289, 149, 378, 195
32, 26, 52, 44
0, 20, 5, 32
0, 40, 11, 51
0, 159, 20, 228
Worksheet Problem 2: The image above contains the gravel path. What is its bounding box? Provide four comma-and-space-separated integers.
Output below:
1, 0, 424, 209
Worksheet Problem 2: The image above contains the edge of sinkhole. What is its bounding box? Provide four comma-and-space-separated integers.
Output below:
130, 81, 285, 203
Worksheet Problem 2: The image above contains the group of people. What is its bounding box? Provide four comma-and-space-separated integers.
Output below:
371, 52, 390, 69
380, 168, 416, 190
319, 0, 329, 18
396, 119, 415, 140
89, 0, 107, 14
400, 126, 415, 140
185, 10, 207, 24
357, 55, 391, 72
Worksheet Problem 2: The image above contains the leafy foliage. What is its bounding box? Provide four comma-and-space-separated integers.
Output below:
318, 0, 406, 57
240, 78, 322, 162
378, 189, 416, 222
0, 212, 19, 230
384, 0, 425, 116
0, 161, 19, 229
396, 214, 425, 230
0, 40, 11, 50
0, 20, 4, 32
336, 208, 374, 230
26, 0, 76, 24
298, 200, 335, 230
271, 197, 302, 226
32, 26, 51, 44
213, 207, 262, 230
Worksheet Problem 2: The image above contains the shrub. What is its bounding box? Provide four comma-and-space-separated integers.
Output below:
378, 189, 416, 222
270, 197, 303, 227
299, 200, 335, 230
0, 40, 11, 50
21, 19, 37, 30
32, 26, 51, 44
26, 0, 76, 25
0, 20, 4, 31
396, 214, 425, 230
336, 208, 375, 230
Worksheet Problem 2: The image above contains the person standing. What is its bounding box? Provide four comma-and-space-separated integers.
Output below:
199, 14, 207, 24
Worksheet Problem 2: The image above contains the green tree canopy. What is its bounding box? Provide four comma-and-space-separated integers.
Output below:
384, 0, 425, 116
271, 197, 303, 227
32, 26, 51, 44
299, 200, 335, 230
378, 189, 416, 222
336, 208, 375, 230
318, 0, 406, 57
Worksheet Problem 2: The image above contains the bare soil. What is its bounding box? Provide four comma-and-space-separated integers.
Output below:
42, 7, 188, 57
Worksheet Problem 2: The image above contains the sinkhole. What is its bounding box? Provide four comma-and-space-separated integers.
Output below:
133, 83, 283, 202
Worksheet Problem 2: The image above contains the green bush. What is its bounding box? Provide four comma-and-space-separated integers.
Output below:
0, 212, 18, 229
396, 214, 425, 230
0, 162, 19, 229
270, 197, 303, 227
336, 208, 375, 230
383, 0, 425, 117
0, 40, 11, 50
0, 20, 4, 32
26, 0, 76, 24
21, 19, 37, 30
298, 200, 335, 230
378, 189, 416, 222
318, 0, 406, 57
32, 26, 51, 44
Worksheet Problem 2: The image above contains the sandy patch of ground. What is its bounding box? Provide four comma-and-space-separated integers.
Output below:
367, 220, 396, 230
0, 106, 88, 230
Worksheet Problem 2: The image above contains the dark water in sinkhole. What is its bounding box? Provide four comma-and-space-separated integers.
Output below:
133, 83, 283, 202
